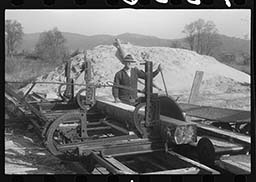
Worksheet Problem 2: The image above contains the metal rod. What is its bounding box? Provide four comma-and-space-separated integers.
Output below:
167, 151, 220, 174
22, 82, 36, 100
160, 69, 168, 97
102, 120, 130, 135
87, 126, 112, 131
5, 80, 145, 93
110, 148, 164, 157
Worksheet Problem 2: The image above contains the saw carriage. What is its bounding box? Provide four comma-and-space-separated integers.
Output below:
5, 58, 251, 174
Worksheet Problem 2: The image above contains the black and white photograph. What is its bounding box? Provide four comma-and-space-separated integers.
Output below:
5, 9, 251, 174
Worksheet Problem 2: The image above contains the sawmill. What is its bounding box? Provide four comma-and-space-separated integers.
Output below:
5, 40, 251, 175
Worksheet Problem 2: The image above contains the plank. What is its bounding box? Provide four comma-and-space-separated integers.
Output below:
95, 167, 110, 174
215, 155, 251, 174
167, 151, 220, 174
188, 71, 204, 104
179, 103, 250, 123
194, 122, 250, 144
5, 84, 49, 123
104, 157, 137, 174
143, 167, 200, 174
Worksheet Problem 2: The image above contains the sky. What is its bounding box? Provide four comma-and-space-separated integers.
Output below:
5, 9, 251, 40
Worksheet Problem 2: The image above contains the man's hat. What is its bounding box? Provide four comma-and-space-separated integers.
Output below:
123, 54, 136, 62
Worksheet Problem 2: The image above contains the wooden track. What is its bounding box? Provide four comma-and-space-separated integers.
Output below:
179, 103, 250, 123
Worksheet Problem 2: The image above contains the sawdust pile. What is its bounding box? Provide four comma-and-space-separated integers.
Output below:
20, 43, 250, 108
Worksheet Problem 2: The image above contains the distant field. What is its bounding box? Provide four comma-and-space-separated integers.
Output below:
5, 56, 60, 89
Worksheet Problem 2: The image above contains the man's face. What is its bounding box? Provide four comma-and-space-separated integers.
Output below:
124, 61, 134, 69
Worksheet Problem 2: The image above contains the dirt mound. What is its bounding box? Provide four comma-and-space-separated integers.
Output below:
20, 43, 250, 103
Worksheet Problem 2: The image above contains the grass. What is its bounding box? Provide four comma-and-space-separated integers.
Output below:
5, 56, 61, 89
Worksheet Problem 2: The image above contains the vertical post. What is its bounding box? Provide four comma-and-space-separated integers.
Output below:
64, 60, 74, 100
84, 59, 92, 83
145, 61, 153, 127
80, 112, 88, 138
188, 71, 204, 104
65, 60, 71, 83
83, 58, 95, 106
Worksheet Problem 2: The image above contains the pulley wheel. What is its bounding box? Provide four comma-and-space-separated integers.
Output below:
76, 87, 95, 110
197, 137, 215, 166
45, 111, 87, 156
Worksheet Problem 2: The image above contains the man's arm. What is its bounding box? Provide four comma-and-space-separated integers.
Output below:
113, 39, 126, 62
136, 65, 161, 79
112, 73, 121, 102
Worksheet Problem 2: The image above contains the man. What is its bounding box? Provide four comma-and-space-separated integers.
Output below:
112, 54, 162, 105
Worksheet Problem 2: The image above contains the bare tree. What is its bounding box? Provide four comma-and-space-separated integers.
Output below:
182, 23, 196, 50
35, 27, 68, 63
5, 20, 24, 56
194, 19, 205, 54
183, 19, 221, 55
200, 21, 221, 55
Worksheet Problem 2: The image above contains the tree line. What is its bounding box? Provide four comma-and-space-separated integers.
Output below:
5, 20, 68, 63
5, 19, 249, 66
182, 18, 221, 56
175, 18, 250, 65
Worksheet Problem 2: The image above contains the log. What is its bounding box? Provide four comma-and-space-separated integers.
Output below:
192, 136, 244, 154
95, 98, 197, 145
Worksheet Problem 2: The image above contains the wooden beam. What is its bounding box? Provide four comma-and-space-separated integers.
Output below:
78, 138, 164, 157
104, 157, 137, 174
179, 103, 250, 123
215, 155, 251, 174
143, 167, 200, 174
94, 167, 110, 174
167, 151, 220, 174
102, 120, 130, 135
90, 152, 120, 174
188, 71, 204, 104
193, 122, 250, 144
5, 84, 49, 123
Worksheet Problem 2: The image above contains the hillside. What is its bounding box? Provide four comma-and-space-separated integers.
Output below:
21, 32, 249, 54
20, 43, 250, 110
20, 32, 250, 67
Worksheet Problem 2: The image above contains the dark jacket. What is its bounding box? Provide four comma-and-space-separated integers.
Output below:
112, 67, 159, 104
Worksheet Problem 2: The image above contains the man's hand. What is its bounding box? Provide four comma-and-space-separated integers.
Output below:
113, 39, 121, 48
158, 64, 162, 72
114, 98, 121, 103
